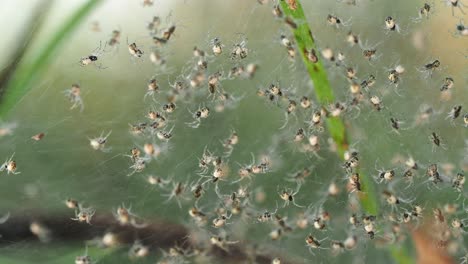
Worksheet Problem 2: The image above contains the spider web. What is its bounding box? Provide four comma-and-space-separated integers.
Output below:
0, 0, 467, 263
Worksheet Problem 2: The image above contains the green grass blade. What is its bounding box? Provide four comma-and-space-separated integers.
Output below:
0, 0, 103, 118
278, 1, 412, 262
279, 1, 348, 156
278, 0, 379, 214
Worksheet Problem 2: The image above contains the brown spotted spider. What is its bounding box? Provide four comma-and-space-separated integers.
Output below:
278, 183, 304, 207
88, 131, 112, 152
71, 204, 95, 224
0, 153, 19, 175
79, 42, 107, 69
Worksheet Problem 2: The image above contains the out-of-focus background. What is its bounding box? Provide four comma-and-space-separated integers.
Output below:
0, 0, 466, 263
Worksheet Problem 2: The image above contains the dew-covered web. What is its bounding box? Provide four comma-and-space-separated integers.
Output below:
0, 0, 467, 263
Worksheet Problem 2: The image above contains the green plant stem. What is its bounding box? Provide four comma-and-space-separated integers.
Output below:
278, 0, 378, 215
0, 0, 103, 118
279, 1, 410, 263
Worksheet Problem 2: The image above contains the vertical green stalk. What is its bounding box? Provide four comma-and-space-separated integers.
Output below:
278, 0, 378, 215
279, 1, 411, 263
0, 0, 103, 118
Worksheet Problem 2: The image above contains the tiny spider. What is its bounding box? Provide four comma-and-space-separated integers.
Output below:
64, 83, 84, 111
452, 172, 465, 193
346, 31, 359, 46
300, 96, 312, 109
453, 20, 468, 37
129, 240, 150, 258
198, 146, 217, 172
382, 190, 415, 211
305, 48, 319, 63
257, 205, 278, 223
162, 102, 176, 114
390, 117, 406, 133
88, 131, 112, 152
384, 16, 401, 33
326, 14, 351, 28
342, 151, 359, 173
343, 235, 358, 250
31, 132, 45, 141
113, 204, 147, 228
79, 42, 107, 69
362, 215, 377, 239
412, 3, 433, 22
245, 63, 258, 79
286, 167, 311, 184
446, 105, 462, 121
451, 218, 467, 232
162, 25, 176, 41
191, 182, 205, 201
0, 153, 19, 175
108, 29, 121, 47
186, 106, 210, 128
440, 77, 455, 91
210, 232, 239, 252
284, 17, 297, 29
222, 130, 239, 157
312, 211, 331, 230
142, 142, 163, 160
230, 38, 248, 60
156, 126, 174, 141
144, 79, 159, 100
65, 198, 80, 209
321, 47, 335, 62
147, 175, 170, 188
417, 59, 441, 78
30, 221, 51, 243
128, 157, 146, 176
278, 99, 297, 129
212, 211, 232, 228
426, 163, 443, 184
348, 173, 362, 193
369, 95, 383, 111
305, 234, 328, 255
385, 64, 405, 88
272, 4, 283, 18
163, 181, 188, 208
359, 40, 382, 62
330, 240, 345, 254
128, 41, 144, 58
363, 49, 378, 61
208, 71, 223, 98
375, 166, 395, 184
75, 247, 94, 264
211, 37, 223, 56
278, 183, 304, 207
232, 163, 253, 184
188, 206, 207, 226
142, 0, 153, 6
442, 0, 467, 16
429, 132, 446, 151
199, 162, 229, 186
129, 122, 147, 136
71, 204, 95, 224
280, 34, 293, 48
